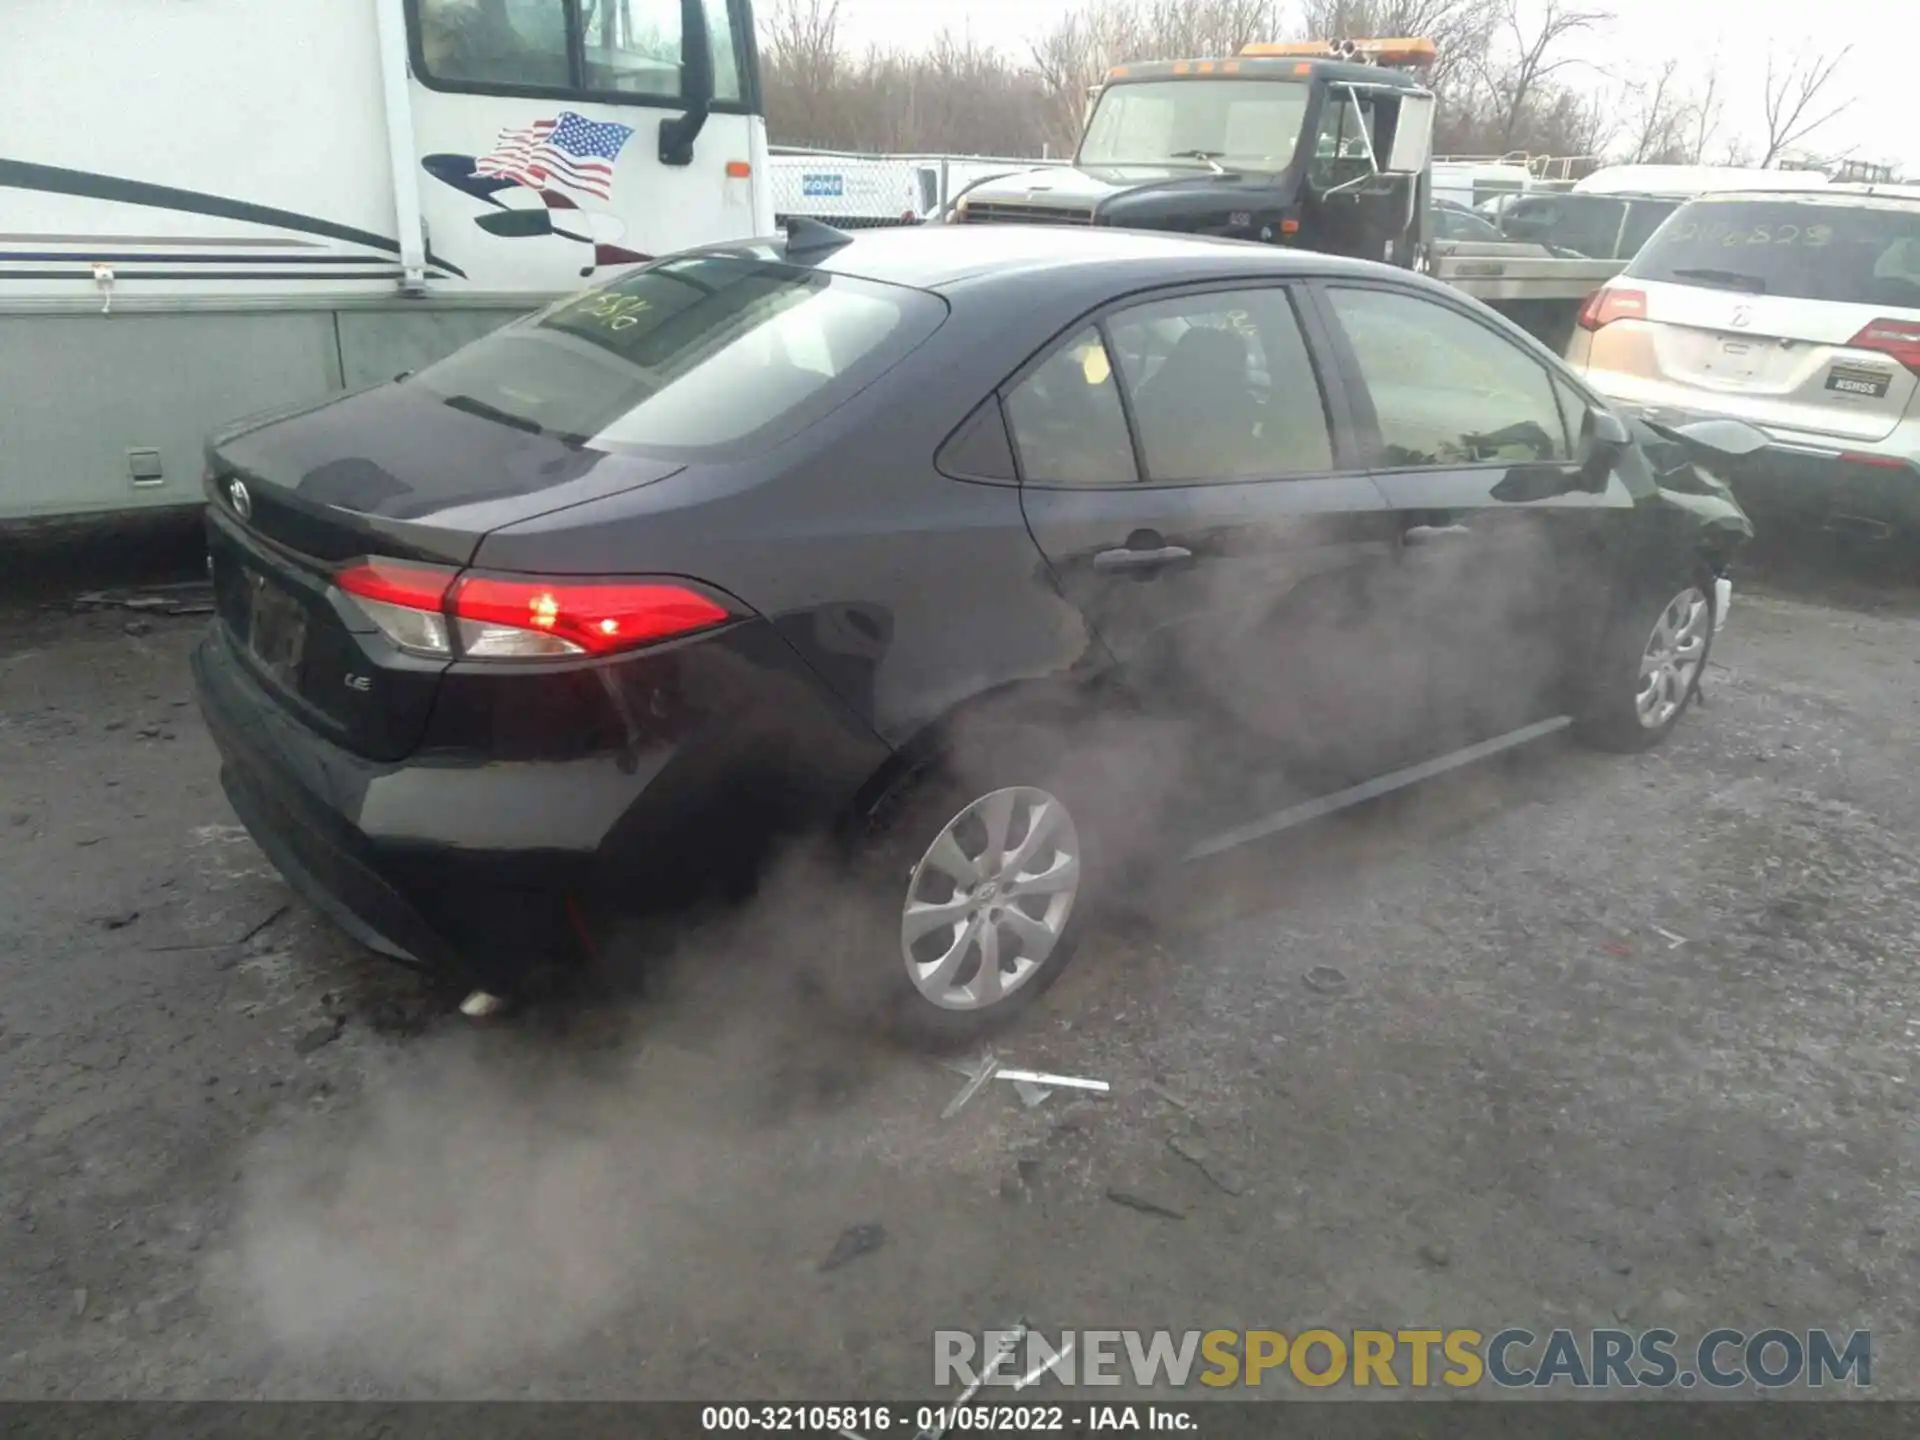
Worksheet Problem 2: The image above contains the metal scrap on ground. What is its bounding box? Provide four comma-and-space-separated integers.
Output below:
941, 1054, 1110, 1117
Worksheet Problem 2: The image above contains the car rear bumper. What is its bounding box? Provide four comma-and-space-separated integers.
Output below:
191, 619, 889, 991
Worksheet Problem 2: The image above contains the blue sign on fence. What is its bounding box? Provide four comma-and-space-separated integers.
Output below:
801, 173, 845, 198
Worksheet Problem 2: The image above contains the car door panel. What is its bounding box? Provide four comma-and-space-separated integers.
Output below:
1310, 281, 1636, 756
1012, 286, 1430, 802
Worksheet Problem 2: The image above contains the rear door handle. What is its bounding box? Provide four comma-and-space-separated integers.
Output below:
1402, 523, 1472, 546
1093, 544, 1194, 572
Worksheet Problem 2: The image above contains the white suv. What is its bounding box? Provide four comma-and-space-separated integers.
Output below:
1565, 186, 1920, 540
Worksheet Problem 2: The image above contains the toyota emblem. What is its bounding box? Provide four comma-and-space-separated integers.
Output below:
228, 477, 253, 522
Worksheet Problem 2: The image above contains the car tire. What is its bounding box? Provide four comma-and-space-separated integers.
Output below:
1574, 572, 1716, 754
817, 723, 1118, 1050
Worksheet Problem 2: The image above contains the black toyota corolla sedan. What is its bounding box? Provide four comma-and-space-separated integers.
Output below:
193, 221, 1754, 1041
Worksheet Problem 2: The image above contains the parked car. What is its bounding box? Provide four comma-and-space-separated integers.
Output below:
191, 223, 1754, 1042
1432, 199, 1506, 243
1497, 191, 1682, 260
1567, 187, 1920, 539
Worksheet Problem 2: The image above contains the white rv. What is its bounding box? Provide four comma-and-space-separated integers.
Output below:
0, 0, 771, 524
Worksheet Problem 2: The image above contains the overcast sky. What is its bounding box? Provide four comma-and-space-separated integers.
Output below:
824, 0, 1917, 174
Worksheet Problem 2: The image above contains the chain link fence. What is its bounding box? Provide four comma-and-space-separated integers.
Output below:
769, 148, 1070, 228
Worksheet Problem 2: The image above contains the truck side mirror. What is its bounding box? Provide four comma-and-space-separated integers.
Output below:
659, 0, 715, 167
1382, 93, 1434, 175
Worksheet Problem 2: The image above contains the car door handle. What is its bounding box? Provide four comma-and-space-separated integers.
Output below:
1093, 544, 1194, 571
1402, 524, 1473, 546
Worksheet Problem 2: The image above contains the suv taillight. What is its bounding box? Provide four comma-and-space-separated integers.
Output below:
336, 559, 733, 660
1846, 318, 1920, 376
1577, 287, 1647, 332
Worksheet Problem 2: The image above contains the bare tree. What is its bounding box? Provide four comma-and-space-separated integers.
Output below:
1759, 44, 1853, 166
1619, 57, 1688, 164
1481, 0, 1611, 152
1682, 53, 1722, 165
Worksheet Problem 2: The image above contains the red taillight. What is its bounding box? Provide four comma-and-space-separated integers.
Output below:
336, 558, 456, 609
1577, 287, 1647, 332
335, 561, 733, 660
1846, 318, 1920, 376
449, 576, 732, 658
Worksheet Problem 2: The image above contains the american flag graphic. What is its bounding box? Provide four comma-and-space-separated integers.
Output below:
474, 111, 636, 200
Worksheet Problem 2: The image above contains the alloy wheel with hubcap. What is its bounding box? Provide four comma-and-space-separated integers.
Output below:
1636, 586, 1711, 730
900, 786, 1082, 1012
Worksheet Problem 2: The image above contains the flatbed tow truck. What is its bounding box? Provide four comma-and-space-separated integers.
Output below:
948, 37, 1624, 347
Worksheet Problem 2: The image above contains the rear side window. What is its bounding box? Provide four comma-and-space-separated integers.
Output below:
1003, 328, 1139, 485
412, 255, 944, 457
1105, 288, 1333, 480
1628, 198, 1920, 307
1326, 285, 1571, 467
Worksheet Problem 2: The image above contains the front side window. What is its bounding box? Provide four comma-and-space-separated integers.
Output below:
416, 0, 745, 104
1003, 328, 1137, 485
1078, 80, 1309, 173
411, 255, 944, 458
1628, 198, 1920, 307
1105, 288, 1334, 480
1308, 90, 1378, 188
1326, 286, 1570, 468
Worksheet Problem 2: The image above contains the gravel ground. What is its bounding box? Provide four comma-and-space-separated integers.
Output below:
0, 528, 1916, 1403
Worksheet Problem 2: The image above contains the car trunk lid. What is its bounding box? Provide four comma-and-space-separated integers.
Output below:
1627, 282, 1918, 443
206, 382, 684, 761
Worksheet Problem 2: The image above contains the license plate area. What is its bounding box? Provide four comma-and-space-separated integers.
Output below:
1711, 338, 1759, 382
245, 571, 308, 686
1825, 363, 1892, 399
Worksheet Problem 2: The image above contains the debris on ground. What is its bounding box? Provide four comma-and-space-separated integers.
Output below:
73, 582, 216, 618
943, 1055, 1110, 1116
1418, 1241, 1453, 1269
1105, 1188, 1185, 1221
235, 903, 288, 948
1147, 1080, 1194, 1111
941, 1054, 1000, 1119
1011, 1079, 1052, 1107
1167, 1135, 1246, 1197
819, 1222, 886, 1272
997, 1067, 1110, 1095
293, 1016, 344, 1055
1303, 964, 1349, 994
1652, 926, 1689, 950
96, 910, 139, 930
458, 990, 508, 1019
1600, 939, 1633, 957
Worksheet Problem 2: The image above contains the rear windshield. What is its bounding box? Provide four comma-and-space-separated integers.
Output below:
1628, 198, 1920, 306
412, 255, 945, 456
